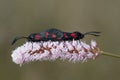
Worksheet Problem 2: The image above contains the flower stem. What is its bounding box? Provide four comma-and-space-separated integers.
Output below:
101, 51, 120, 58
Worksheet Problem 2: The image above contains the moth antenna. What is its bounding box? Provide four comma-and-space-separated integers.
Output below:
84, 31, 101, 36
12, 36, 28, 45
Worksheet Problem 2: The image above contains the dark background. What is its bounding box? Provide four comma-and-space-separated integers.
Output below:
0, 0, 120, 80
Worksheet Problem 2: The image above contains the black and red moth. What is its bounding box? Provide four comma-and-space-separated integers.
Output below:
12, 28, 100, 45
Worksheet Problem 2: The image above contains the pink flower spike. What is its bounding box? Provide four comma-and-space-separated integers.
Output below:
11, 40, 100, 65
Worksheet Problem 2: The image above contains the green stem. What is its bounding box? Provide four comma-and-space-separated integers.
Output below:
101, 51, 120, 58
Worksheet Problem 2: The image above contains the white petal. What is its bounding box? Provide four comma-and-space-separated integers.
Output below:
11, 50, 23, 65
91, 40, 97, 48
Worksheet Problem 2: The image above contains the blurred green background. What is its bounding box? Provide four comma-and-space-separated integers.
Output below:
0, 0, 120, 80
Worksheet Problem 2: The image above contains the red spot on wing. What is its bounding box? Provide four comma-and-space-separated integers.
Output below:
71, 33, 77, 38
52, 34, 57, 38
64, 32, 68, 38
35, 34, 40, 40
46, 32, 49, 38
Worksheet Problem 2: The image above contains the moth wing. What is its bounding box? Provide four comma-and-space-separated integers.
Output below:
46, 28, 63, 39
